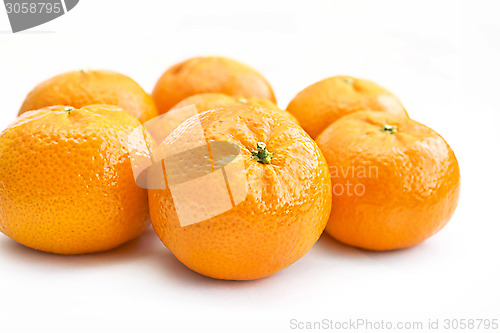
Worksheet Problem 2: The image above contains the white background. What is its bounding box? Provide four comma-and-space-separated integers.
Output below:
0, 1, 499, 332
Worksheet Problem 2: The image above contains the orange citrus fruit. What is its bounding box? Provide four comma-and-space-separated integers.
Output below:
171, 92, 236, 111
0, 105, 150, 254
148, 105, 332, 280
287, 76, 408, 138
152, 56, 276, 114
171, 93, 299, 125
18, 70, 158, 123
315, 111, 460, 251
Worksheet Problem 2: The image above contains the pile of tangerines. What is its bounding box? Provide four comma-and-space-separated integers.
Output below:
0, 56, 460, 280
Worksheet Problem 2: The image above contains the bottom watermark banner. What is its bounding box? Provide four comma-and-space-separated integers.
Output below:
289, 317, 499, 331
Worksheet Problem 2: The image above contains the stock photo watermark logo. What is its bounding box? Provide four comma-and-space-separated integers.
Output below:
127, 105, 248, 227
3, 0, 79, 33
330, 165, 378, 197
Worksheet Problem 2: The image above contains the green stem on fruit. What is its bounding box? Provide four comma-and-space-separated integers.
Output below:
381, 124, 398, 134
251, 142, 274, 164
64, 107, 74, 115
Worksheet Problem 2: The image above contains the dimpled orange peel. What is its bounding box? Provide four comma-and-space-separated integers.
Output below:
287, 76, 408, 138
152, 56, 276, 114
170, 92, 299, 125
0, 105, 150, 254
315, 111, 460, 251
18, 69, 158, 123
148, 105, 332, 280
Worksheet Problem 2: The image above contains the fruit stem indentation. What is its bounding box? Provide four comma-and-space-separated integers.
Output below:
251, 142, 274, 164
381, 124, 398, 134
